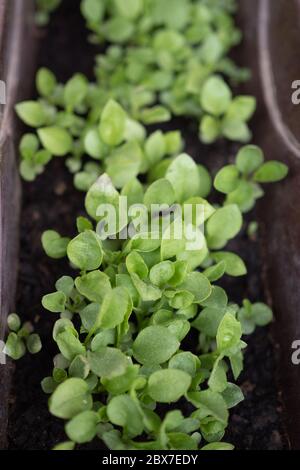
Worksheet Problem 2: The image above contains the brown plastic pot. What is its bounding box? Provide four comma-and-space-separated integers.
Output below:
238, 0, 300, 450
0, 0, 36, 449
1, 0, 300, 451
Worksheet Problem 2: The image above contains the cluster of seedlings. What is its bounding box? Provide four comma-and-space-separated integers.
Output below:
8, 0, 288, 451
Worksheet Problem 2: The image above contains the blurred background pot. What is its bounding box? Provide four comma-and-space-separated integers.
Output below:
239, 0, 300, 450
0, 0, 36, 448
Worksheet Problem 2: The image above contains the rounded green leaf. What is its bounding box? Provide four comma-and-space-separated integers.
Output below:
144, 178, 175, 208
85, 174, 126, 234
149, 261, 175, 287
38, 127, 73, 156
42, 291, 67, 313
4, 333, 26, 360
201, 286, 228, 310
99, 99, 127, 147
114, 0, 144, 19
106, 141, 143, 188
236, 145, 264, 175
19, 133, 39, 160
103, 17, 134, 43
198, 165, 212, 198
140, 106, 171, 125
254, 161, 288, 183
26, 334, 42, 354
227, 96, 256, 121
200, 115, 220, 144
75, 271, 111, 303
193, 307, 225, 338
126, 251, 149, 279
226, 180, 256, 213
206, 205, 243, 249
222, 383, 244, 409
81, 0, 105, 22
53, 441, 75, 451
166, 154, 201, 202
216, 313, 242, 353
36, 68, 57, 97
65, 410, 98, 444
64, 74, 88, 110
7, 313, 21, 332
145, 131, 167, 166
179, 272, 212, 303
42, 230, 70, 259
133, 325, 180, 365
168, 290, 194, 309
87, 347, 129, 378
55, 276, 74, 297
49, 378, 92, 419
56, 329, 85, 361
187, 390, 228, 424
222, 114, 252, 142
107, 394, 144, 438
98, 286, 132, 330
201, 76, 232, 116
212, 252, 247, 277
148, 369, 191, 403
84, 128, 107, 159
202, 442, 234, 451
169, 352, 199, 377
15, 101, 47, 127
69, 355, 90, 379
252, 303, 273, 326
204, 261, 226, 282
214, 165, 240, 194
67, 230, 103, 271
130, 273, 162, 302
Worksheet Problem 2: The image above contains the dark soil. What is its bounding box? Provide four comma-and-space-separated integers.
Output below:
7, 0, 289, 450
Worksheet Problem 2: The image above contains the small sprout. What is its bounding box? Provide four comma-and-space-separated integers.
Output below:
5, 314, 42, 359
99, 99, 127, 147
42, 230, 70, 259
36, 67, 57, 97
67, 230, 103, 271
7, 313, 21, 332
42, 291, 67, 313
49, 378, 93, 419
5, 333, 26, 360
26, 334, 42, 354
248, 221, 258, 239
41, 377, 57, 394
237, 300, 273, 335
